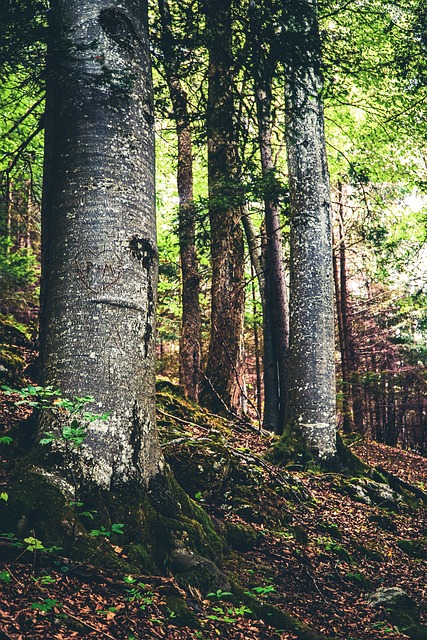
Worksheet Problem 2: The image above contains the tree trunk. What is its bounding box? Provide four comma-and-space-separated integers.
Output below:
246, 0, 289, 432
284, 0, 336, 460
158, 0, 202, 401
199, 0, 245, 416
39, 0, 162, 489
255, 84, 289, 433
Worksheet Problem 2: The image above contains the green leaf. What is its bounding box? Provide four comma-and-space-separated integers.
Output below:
24, 536, 45, 551
111, 523, 124, 535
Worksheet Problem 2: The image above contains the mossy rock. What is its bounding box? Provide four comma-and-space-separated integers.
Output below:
397, 538, 427, 559
292, 524, 309, 544
225, 521, 258, 551
164, 440, 233, 500
162, 594, 200, 627
368, 587, 427, 640
169, 548, 231, 593
318, 520, 343, 540
354, 541, 385, 562
0, 346, 25, 383
345, 570, 371, 590
0, 317, 31, 347
339, 477, 402, 510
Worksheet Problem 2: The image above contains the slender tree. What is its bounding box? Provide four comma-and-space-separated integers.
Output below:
158, 0, 202, 401
248, 0, 289, 433
284, 0, 337, 459
199, 0, 246, 416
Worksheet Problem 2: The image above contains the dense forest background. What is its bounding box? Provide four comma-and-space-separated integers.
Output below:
1, 0, 427, 449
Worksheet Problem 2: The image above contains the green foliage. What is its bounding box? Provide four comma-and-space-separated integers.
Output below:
0, 239, 38, 316
32, 573, 56, 586
124, 582, 155, 610
90, 523, 125, 539
31, 598, 62, 613
2, 384, 110, 449
206, 588, 233, 600
245, 584, 276, 597
24, 535, 44, 552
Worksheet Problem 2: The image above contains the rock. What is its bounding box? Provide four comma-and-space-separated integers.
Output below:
0, 318, 31, 347
0, 347, 25, 383
343, 478, 402, 509
170, 548, 231, 593
164, 441, 233, 500
367, 587, 427, 640
368, 586, 417, 613
225, 521, 258, 551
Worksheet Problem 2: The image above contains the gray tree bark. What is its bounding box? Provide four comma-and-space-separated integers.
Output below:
40, 0, 162, 489
284, 0, 337, 459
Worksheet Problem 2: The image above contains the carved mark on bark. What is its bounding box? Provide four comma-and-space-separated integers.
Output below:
99, 8, 139, 56
75, 250, 121, 293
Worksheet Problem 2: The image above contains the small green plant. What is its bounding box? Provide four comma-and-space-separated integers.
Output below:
31, 598, 63, 613
125, 582, 155, 610
0, 436, 13, 445
0, 570, 11, 583
207, 604, 252, 623
24, 536, 45, 552
97, 606, 118, 615
90, 523, 124, 538
1, 385, 110, 449
206, 588, 233, 600
245, 584, 276, 597
371, 621, 395, 633
32, 574, 56, 586
0, 492, 8, 502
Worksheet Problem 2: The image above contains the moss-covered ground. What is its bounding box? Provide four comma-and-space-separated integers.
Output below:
1, 373, 427, 639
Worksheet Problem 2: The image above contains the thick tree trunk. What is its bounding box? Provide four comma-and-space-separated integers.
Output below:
199, 0, 245, 416
158, 0, 202, 401
284, 0, 336, 459
40, 0, 162, 489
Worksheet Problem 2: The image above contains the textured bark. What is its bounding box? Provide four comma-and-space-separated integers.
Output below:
284, 0, 336, 459
40, 0, 162, 489
158, 0, 201, 401
199, 0, 245, 416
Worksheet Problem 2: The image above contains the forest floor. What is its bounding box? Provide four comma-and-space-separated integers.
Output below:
1, 348, 427, 639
